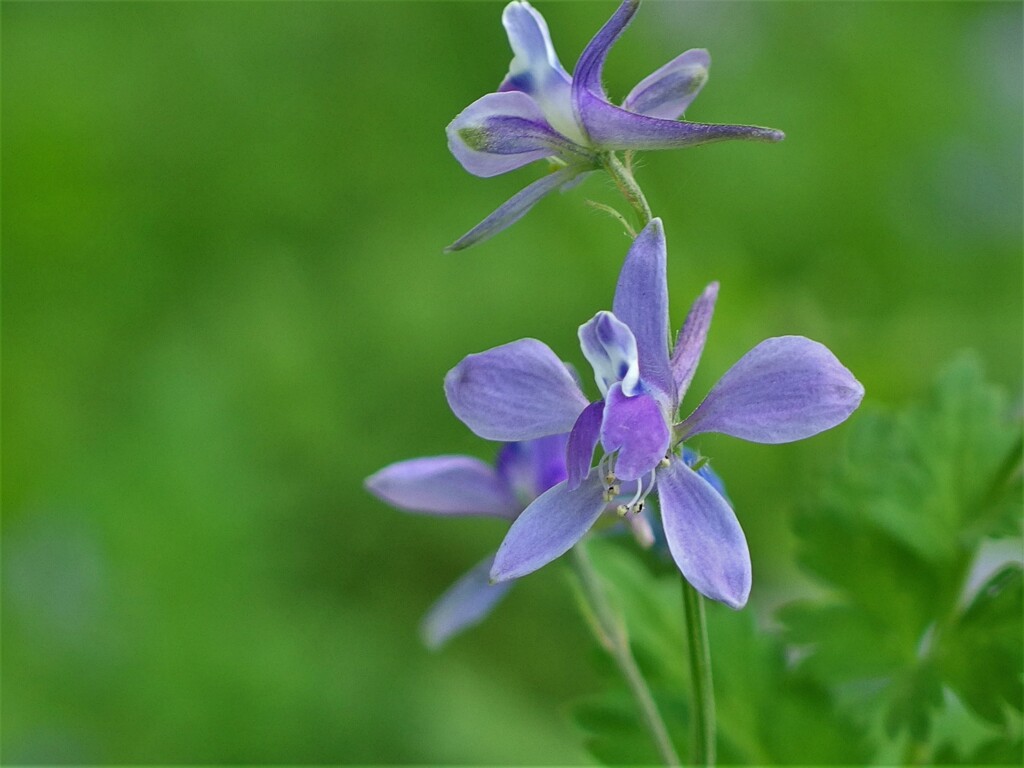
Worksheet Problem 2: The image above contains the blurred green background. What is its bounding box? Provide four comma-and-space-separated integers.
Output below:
3, 0, 1021, 762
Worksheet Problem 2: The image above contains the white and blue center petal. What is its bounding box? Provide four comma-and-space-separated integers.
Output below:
578, 311, 642, 397
498, 1, 586, 145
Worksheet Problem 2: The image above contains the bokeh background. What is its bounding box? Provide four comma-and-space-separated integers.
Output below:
3, 0, 1021, 763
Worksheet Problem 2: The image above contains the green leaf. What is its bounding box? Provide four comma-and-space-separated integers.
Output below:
780, 355, 1022, 755
937, 565, 1023, 725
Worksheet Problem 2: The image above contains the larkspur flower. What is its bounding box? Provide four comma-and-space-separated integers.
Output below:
444, 219, 864, 608
446, 0, 784, 251
366, 434, 726, 646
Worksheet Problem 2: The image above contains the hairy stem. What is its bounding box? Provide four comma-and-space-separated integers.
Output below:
682, 578, 716, 766
570, 543, 681, 767
603, 152, 653, 227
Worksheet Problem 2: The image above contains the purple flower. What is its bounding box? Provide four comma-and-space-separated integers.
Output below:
444, 219, 864, 608
446, 0, 784, 251
365, 435, 570, 648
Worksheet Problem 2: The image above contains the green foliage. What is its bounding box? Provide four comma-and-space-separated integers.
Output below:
779, 356, 1022, 760
571, 540, 867, 765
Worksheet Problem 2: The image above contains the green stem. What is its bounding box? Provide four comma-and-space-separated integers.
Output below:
603, 152, 653, 227
570, 543, 681, 767
682, 578, 716, 766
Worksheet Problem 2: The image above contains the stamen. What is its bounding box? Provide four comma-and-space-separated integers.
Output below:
625, 477, 645, 510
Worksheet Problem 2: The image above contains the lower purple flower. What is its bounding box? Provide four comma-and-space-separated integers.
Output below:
365, 435, 568, 648
444, 219, 864, 608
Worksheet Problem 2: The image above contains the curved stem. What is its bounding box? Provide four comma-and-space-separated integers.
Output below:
682, 578, 716, 766
570, 543, 681, 767
603, 152, 653, 227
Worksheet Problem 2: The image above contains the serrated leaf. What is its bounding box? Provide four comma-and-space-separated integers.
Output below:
937, 565, 1023, 724
781, 355, 1023, 754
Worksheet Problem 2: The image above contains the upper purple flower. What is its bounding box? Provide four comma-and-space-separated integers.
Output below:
446, 0, 784, 251
444, 219, 864, 608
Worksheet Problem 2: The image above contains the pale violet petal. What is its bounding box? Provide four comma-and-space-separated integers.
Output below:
613, 219, 674, 403
623, 49, 710, 120
490, 473, 607, 582
421, 555, 514, 649
578, 311, 640, 397
572, 0, 640, 105
498, 2, 582, 143
445, 165, 581, 252
365, 456, 518, 518
566, 400, 603, 490
671, 282, 719, 400
495, 433, 569, 501
679, 336, 865, 443
445, 338, 590, 442
600, 383, 670, 482
447, 91, 574, 178
657, 456, 751, 609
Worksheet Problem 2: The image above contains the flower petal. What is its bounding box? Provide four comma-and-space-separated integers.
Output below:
365, 456, 519, 519
572, 0, 640, 104
613, 219, 674, 403
566, 400, 604, 490
679, 336, 865, 443
577, 89, 785, 151
671, 281, 718, 399
498, 2, 582, 143
657, 456, 751, 609
445, 165, 582, 252
447, 91, 579, 178
496, 433, 570, 501
578, 311, 641, 396
601, 383, 670, 482
445, 338, 590, 442
490, 473, 607, 582
623, 48, 710, 120
421, 555, 515, 649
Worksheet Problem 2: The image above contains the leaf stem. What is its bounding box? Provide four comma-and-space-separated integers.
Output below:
682, 578, 716, 766
570, 543, 681, 767
603, 152, 653, 227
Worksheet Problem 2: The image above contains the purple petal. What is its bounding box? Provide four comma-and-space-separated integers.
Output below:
657, 456, 751, 609
623, 48, 710, 120
421, 555, 514, 649
445, 338, 589, 442
566, 400, 604, 490
577, 88, 785, 151
578, 311, 640, 396
613, 219, 674, 402
490, 473, 607, 582
445, 165, 581, 252
679, 336, 865, 443
365, 456, 518, 519
495, 433, 570, 501
572, 0, 640, 104
447, 91, 579, 178
601, 383, 670, 482
671, 281, 718, 399
498, 2, 582, 143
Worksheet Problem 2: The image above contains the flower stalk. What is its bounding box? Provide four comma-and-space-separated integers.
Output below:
682, 578, 716, 766
570, 542, 681, 767
603, 152, 653, 227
